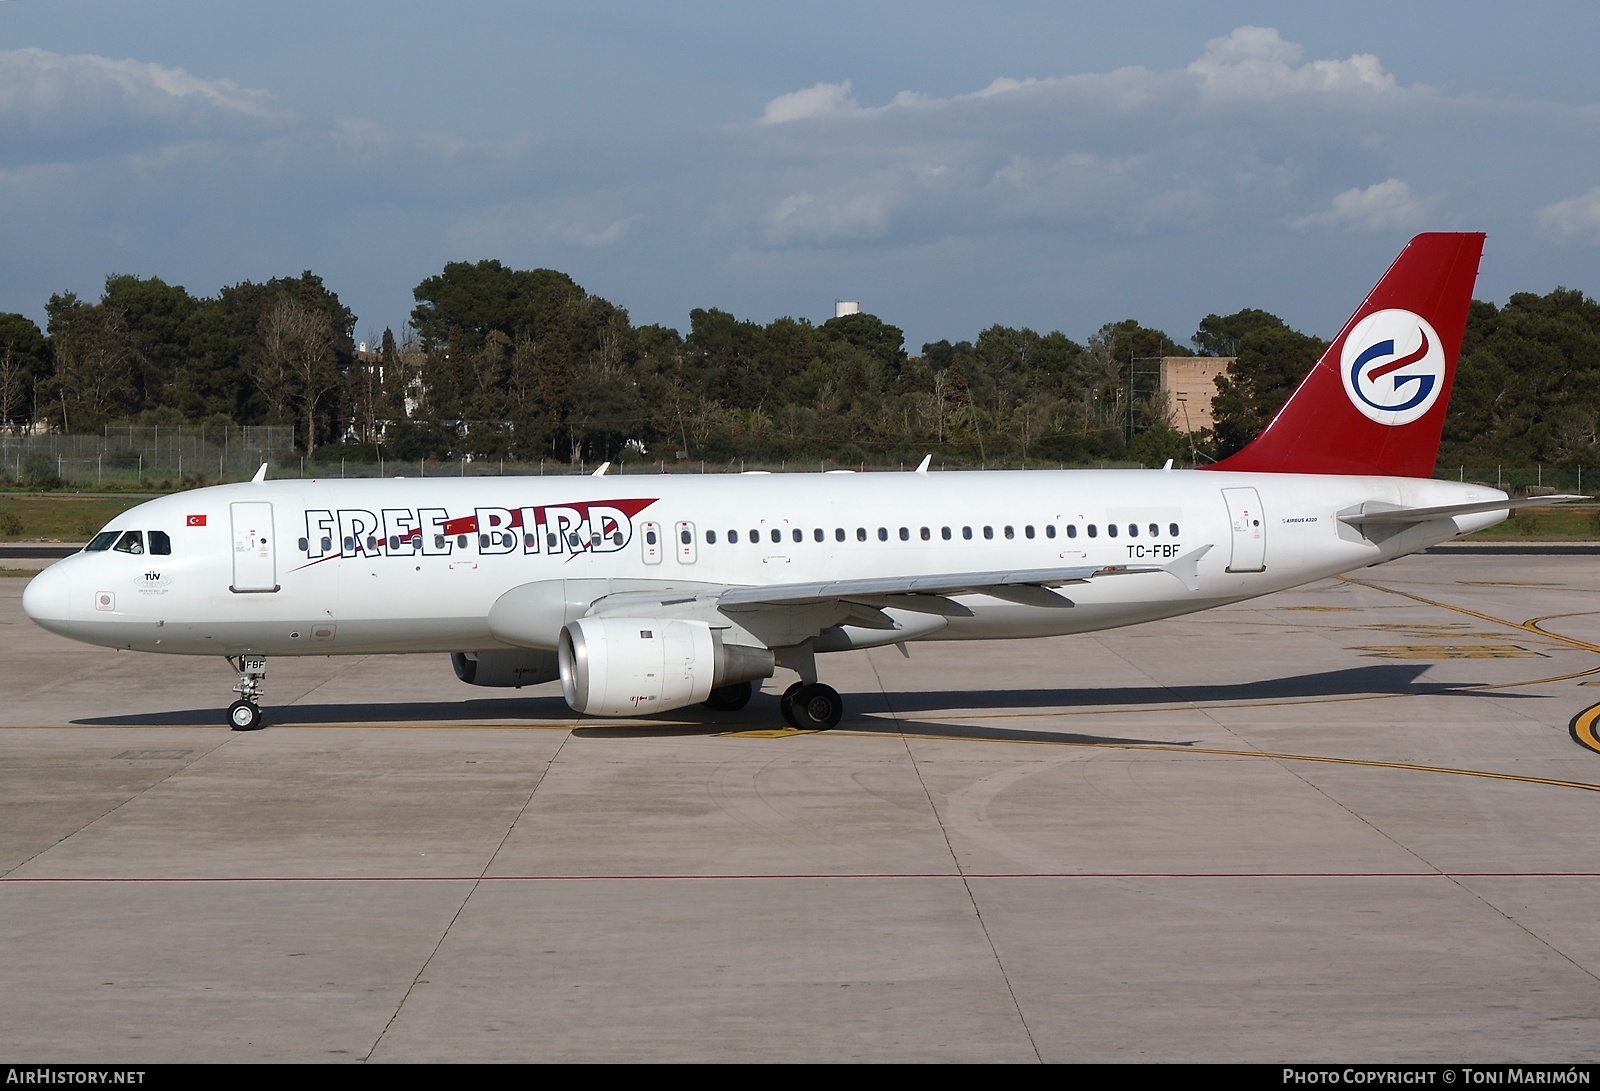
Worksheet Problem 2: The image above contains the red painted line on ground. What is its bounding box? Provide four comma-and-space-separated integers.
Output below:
4, 871, 1600, 883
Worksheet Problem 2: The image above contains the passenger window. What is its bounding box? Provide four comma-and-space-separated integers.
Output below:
648, 529, 660, 545
729, 530, 739, 543
680, 529, 692, 545
1149, 523, 1159, 537
920, 527, 930, 541
1004, 526, 1014, 540
1066, 525, 1077, 539
899, 527, 909, 541
835, 528, 845, 541
1170, 523, 1180, 536
963, 526, 973, 540
85, 531, 119, 552
1107, 524, 1118, 538
770, 529, 781, 543
750, 530, 760, 544
1045, 525, 1056, 539
857, 528, 866, 541
705, 530, 716, 544
877, 527, 888, 541
1087, 525, 1098, 538
1024, 526, 1034, 539
1128, 524, 1138, 538
113, 531, 145, 554
983, 526, 994, 540
814, 528, 824, 542
149, 530, 172, 555
941, 526, 951, 540
545, 533, 556, 550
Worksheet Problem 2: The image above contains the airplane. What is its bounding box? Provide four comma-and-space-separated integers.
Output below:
21, 232, 1575, 732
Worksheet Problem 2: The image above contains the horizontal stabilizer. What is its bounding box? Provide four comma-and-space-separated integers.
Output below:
1339, 495, 1587, 527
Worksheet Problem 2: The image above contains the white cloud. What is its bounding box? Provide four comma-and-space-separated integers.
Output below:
1186, 26, 1397, 99
1293, 179, 1440, 231
0, 48, 280, 165
446, 200, 638, 256
760, 80, 859, 125
553, 218, 632, 248
1536, 186, 1600, 244
767, 185, 894, 244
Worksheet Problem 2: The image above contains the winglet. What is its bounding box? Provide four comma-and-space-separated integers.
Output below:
591, 462, 611, 477
914, 454, 932, 474
251, 463, 267, 484
1164, 544, 1213, 592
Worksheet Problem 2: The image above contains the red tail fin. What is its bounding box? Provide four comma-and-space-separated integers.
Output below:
1204, 232, 1485, 478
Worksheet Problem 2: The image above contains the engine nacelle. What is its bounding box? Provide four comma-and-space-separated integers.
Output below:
451, 649, 561, 688
557, 616, 774, 716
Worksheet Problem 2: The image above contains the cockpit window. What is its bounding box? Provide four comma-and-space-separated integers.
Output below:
85, 531, 119, 552
149, 531, 172, 556
112, 531, 145, 555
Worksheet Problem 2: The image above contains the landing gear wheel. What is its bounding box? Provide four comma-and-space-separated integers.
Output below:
779, 681, 805, 728
703, 681, 753, 712
789, 683, 843, 729
228, 700, 264, 731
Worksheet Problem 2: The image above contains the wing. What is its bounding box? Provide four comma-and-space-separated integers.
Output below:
486, 548, 1212, 651
588, 551, 1210, 644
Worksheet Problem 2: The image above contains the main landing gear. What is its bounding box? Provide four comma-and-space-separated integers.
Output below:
227, 654, 267, 731
780, 681, 843, 729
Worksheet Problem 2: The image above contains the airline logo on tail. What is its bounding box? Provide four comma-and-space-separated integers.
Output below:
1341, 308, 1445, 426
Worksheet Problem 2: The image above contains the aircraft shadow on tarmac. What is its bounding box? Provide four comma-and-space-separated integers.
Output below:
72, 664, 1513, 742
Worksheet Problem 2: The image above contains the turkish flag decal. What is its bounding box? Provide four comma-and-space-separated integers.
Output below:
186, 514, 207, 527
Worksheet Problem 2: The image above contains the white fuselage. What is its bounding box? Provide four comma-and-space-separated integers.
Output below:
23, 468, 1505, 659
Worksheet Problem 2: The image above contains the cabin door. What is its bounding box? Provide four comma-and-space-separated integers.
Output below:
230, 501, 279, 592
1221, 487, 1266, 573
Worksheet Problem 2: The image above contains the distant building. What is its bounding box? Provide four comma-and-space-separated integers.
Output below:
1159, 356, 1233, 434
834, 301, 861, 318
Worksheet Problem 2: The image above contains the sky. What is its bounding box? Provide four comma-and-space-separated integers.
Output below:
1, 1, 1597, 353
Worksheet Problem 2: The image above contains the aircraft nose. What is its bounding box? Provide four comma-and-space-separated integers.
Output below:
22, 563, 73, 633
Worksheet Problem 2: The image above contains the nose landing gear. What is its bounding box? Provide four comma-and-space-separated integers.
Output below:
227, 654, 267, 731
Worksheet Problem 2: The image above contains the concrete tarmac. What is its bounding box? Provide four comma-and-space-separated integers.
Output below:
3, 554, 1600, 1062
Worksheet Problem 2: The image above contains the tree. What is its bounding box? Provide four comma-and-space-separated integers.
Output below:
99, 275, 199, 414
257, 293, 340, 458
1210, 322, 1326, 458
44, 293, 138, 432
0, 313, 50, 431
1193, 308, 1285, 356
411, 261, 585, 354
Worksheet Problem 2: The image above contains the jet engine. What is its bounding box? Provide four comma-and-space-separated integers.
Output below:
558, 617, 774, 716
451, 649, 561, 688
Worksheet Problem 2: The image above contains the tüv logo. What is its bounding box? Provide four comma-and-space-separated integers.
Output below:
1340, 309, 1445, 426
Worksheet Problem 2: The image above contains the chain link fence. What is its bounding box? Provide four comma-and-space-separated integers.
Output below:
1, 425, 294, 487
